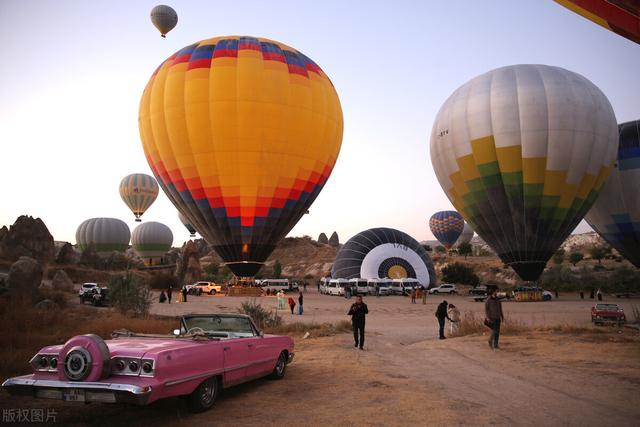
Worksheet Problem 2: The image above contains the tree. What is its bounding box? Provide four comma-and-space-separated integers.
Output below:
458, 243, 472, 259
108, 273, 152, 317
204, 262, 219, 278
569, 252, 583, 266
589, 246, 606, 265
552, 248, 565, 265
435, 245, 446, 253
421, 244, 432, 252
441, 263, 479, 286
273, 260, 282, 279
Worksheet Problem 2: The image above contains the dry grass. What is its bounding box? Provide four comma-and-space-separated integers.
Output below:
267, 320, 352, 337
0, 294, 176, 379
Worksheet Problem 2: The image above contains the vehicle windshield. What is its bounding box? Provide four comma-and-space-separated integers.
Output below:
596, 304, 620, 311
182, 316, 256, 338
378, 282, 390, 287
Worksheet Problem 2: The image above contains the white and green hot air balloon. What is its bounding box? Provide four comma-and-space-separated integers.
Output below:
430, 64, 618, 281
75, 218, 131, 258
131, 221, 173, 266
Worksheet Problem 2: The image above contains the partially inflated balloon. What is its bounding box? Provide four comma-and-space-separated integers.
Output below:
430, 64, 618, 281
585, 120, 640, 267
555, 0, 640, 44
139, 36, 343, 277
119, 174, 159, 222
429, 211, 464, 250
150, 5, 178, 38
178, 212, 197, 238
455, 222, 474, 248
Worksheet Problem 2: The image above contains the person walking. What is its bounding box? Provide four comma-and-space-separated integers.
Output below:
167, 287, 172, 304
422, 285, 427, 304
348, 296, 368, 350
182, 286, 188, 303
288, 296, 296, 315
410, 288, 417, 304
435, 300, 451, 339
298, 291, 304, 315
485, 288, 504, 350
448, 304, 460, 335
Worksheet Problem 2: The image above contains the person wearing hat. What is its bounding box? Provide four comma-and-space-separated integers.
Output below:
447, 303, 461, 335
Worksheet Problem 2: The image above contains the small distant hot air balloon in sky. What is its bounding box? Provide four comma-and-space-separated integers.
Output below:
429, 211, 464, 250
119, 173, 159, 222
150, 5, 178, 38
178, 212, 197, 238
139, 36, 343, 277
430, 64, 618, 281
585, 120, 640, 268
554, 0, 640, 44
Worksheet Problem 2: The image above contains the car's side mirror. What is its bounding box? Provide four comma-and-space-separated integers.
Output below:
173, 329, 180, 336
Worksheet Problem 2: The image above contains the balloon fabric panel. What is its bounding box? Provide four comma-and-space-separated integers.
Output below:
555, 0, 640, 44
139, 36, 343, 276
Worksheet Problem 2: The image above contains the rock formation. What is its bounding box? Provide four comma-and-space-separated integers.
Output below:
6, 256, 43, 292
329, 231, 340, 247
56, 242, 79, 265
318, 233, 329, 244
52, 269, 74, 291
176, 240, 201, 285
0, 216, 54, 264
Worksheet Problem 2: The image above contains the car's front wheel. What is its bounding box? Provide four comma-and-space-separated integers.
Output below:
188, 376, 219, 413
432, 290, 439, 295
270, 351, 288, 380
209, 289, 216, 295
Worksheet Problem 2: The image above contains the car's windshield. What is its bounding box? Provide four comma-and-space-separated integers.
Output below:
183, 316, 256, 338
596, 304, 619, 311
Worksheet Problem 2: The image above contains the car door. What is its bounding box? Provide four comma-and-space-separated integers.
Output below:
246, 335, 275, 378
222, 338, 251, 386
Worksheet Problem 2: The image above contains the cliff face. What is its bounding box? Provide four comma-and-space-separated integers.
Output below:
0, 216, 55, 264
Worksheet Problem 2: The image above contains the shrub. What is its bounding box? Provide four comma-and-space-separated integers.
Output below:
552, 249, 565, 265
609, 268, 640, 293
589, 246, 607, 264
441, 263, 479, 286
273, 260, 282, 279
204, 262, 219, 277
569, 252, 583, 266
435, 245, 446, 253
237, 299, 282, 330
458, 243, 472, 259
108, 273, 152, 317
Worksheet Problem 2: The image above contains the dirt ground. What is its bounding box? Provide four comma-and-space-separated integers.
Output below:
1, 291, 639, 426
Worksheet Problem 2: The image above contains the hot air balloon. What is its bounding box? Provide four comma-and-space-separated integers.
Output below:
139, 36, 343, 277
76, 218, 130, 258
119, 174, 159, 222
455, 222, 475, 248
429, 211, 464, 250
430, 64, 618, 281
131, 222, 173, 266
150, 5, 178, 38
554, 0, 640, 44
585, 120, 640, 267
178, 212, 197, 238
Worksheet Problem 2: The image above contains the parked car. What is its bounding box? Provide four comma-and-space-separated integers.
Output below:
591, 303, 626, 326
185, 284, 203, 296
191, 281, 224, 295
80, 287, 109, 307
429, 284, 458, 295
2, 313, 294, 413
367, 279, 391, 296
470, 285, 488, 302
78, 283, 98, 298
348, 278, 369, 296
542, 290, 553, 301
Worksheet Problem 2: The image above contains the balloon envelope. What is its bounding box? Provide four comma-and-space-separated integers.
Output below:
119, 174, 159, 221
150, 5, 178, 38
75, 218, 130, 258
585, 120, 640, 267
131, 221, 173, 259
139, 36, 343, 277
455, 222, 475, 248
429, 211, 464, 250
178, 212, 197, 238
554, 0, 640, 44
430, 64, 618, 281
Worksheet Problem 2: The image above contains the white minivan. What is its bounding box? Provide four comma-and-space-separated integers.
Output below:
390, 279, 406, 295
328, 278, 348, 296
260, 279, 295, 292
319, 277, 331, 294
367, 278, 392, 296
400, 278, 420, 294
348, 278, 369, 296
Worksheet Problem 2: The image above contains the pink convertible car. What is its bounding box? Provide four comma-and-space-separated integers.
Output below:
2, 314, 294, 412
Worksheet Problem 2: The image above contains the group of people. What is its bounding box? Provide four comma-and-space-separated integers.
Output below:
408, 286, 428, 304
274, 290, 304, 315
579, 288, 603, 301
158, 286, 190, 304
346, 288, 505, 351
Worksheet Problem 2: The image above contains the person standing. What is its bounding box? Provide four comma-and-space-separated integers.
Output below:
589, 288, 595, 299
422, 285, 427, 304
485, 288, 504, 350
375, 283, 380, 297
410, 288, 416, 304
348, 296, 368, 350
435, 300, 451, 339
303, 282, 307, 293
345, 284, 351, 299
182, 286, 188, 303
448, 304, 460, 335
298, 291, 304, 315
288, 296, 296, 315
597, 288, 603, 301
167, 287, 172, 304
580, 290, 584, 299
277, 290, 285, 310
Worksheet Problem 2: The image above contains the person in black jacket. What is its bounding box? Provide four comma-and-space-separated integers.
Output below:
485, 288, 504, 350
435, 300, 451, 339
348, 296, 368, 350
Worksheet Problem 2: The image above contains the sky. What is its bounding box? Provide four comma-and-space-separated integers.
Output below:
1, 0, 639, 248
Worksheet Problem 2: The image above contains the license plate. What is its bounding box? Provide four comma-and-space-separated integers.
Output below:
63, 389, 85, 402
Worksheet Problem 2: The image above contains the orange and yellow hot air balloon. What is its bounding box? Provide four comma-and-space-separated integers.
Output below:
139, 36, 343, 277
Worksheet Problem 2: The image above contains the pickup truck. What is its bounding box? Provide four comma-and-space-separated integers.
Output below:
190, 281, 224, 295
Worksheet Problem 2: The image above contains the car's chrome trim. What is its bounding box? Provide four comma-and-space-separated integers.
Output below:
164, 369, 224, 387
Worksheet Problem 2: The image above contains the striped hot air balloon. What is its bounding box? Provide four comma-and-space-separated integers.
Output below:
429, 211, 465, 250
119, 174, 159, 222
139, 36, 343, 277
75, 218, 130, 258
131, 222, 173, 266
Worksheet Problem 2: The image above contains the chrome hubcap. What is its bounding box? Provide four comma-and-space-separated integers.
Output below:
200, 379, 215, 405
276, 355, 285, 375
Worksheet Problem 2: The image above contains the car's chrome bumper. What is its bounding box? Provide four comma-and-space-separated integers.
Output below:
2, 376, 153, 405
287, 352, 295, 363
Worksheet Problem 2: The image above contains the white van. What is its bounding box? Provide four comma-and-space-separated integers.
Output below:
319, 277, 331, 294
367, 278, 391, 296
400, 278, 420, 294
328, 278, 348, 296
390, 279, 405, 295
260, 279, 293, 292
348, 278, 369, 296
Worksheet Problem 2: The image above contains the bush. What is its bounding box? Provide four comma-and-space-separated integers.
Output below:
569, 252, 583, 266
552, 249, 565, 265
108, 273, 152, 317
273, 260, 282, 279
441, 263, 479, 286
458, 243, 472, 259
435, 246, 446, 253
237, 299, 282, 330
149, 274, 178, 290
204, 262, 219, 277
609, 268, 640, 293
105, 251, 130, 270
589, 246, 607, 264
